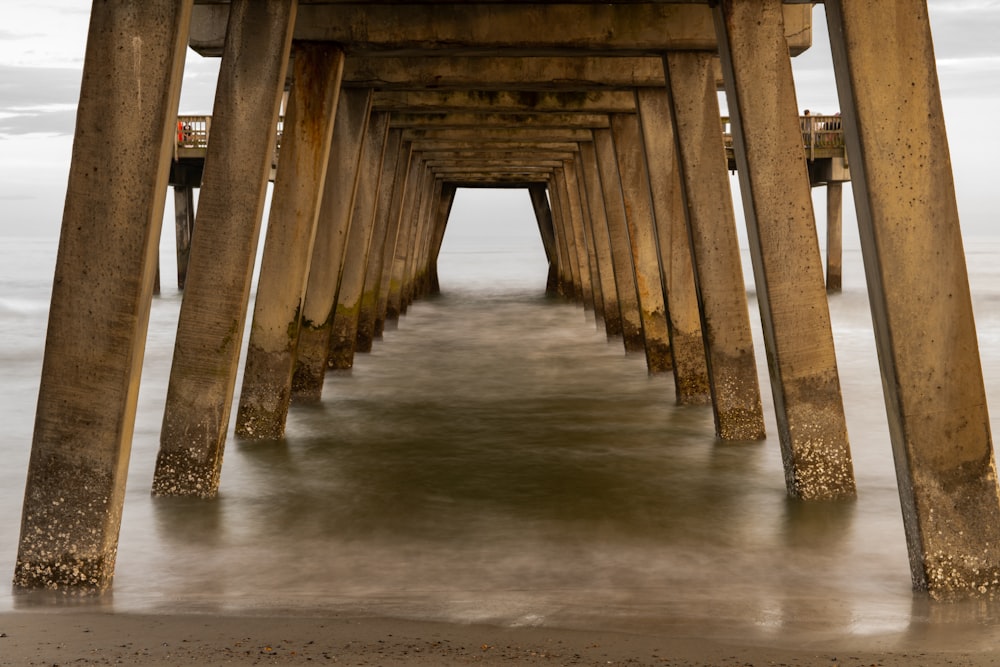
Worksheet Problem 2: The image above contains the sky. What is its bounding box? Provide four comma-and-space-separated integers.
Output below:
1, 2, 999, 245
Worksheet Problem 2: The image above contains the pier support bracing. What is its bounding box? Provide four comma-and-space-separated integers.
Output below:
374, 141, 413, 337
635, 88, 711, 404
610, 113, 673, 374
154, 0, 297, 497
528, 184, 560, 295
661, 51, 765, 441
328, 111, 392, 370
826, 182, 843, 293
234, 44, 344, 440
573, 153, 607, 326
357, 129, 405, 353
173, 185, 195, 290
826, 0, 1000, 595
15, 0, 193, 591
290, 89, 372, 399
578, 141, 624, 340
715, 0, 856, 499
593, 129, 645, 355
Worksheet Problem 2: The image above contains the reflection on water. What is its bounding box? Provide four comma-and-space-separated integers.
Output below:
5, 239, 1000, 651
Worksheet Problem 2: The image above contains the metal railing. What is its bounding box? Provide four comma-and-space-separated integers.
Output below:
722, 114, 845, 161
177, 114, 845, 163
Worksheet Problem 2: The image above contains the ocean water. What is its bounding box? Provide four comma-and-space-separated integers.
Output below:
5, 214, 1000, 651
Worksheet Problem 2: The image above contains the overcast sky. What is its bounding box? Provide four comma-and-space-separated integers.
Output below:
1, 2, 998, 243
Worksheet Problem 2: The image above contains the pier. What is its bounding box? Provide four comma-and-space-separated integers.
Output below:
14, 0, 1000, 602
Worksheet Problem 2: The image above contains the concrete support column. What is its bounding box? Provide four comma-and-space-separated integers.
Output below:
15, 0, 192, 592
528, 184, 560, 295
412, 171, 443, 299
826, 0, 1000, 595
551, 168, 583, 301
153, 0, 297, 496
375, 141, 413, 335
401, 164, 434, 310
661, 51, 765, 441
562, 161, 595, 311
233, 44, 345, 440
547, 171, 576, 299
609, 113, 673, 374
578, 141, 624, 339
357, 129, 405, 353
635, 88, 711, 403
328, 111, 391, 370
593, 128, 645, 354
826, 182, 843, 293
426, 181, 458, 295
573, 153, 606, 325
290, 88, 372, 399
716, 0, 855, 499
173, 184, 195, 289
385, 155, 423, 321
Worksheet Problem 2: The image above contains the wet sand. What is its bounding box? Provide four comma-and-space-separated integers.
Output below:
0, 611, 997, 666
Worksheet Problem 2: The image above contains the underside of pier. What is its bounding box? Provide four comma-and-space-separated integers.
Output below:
14, 0, 1000, 603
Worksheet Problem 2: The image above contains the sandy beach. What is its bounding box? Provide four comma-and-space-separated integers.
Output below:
0, 610, 998, 666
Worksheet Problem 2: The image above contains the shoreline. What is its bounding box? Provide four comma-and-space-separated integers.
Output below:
1, 610, 997, 666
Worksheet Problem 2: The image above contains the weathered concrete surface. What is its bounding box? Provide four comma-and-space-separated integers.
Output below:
374, 91, 637, 114
560, 162, 595, 308
344, 56, 675, 91
15, 0, 192, 592
826, 182, 843, 292
635, 88, 711, 404
529, 184, 560, 295
716, 0, 855, 500
549, 169, 581, 299
357, 129, 405, 352
190, 3, 812, 57
291, 89, 371, 398
328, 112, 391, 370
572, 153, 607, 324
426, 181, 459, 294
173, 185, 194, 289
827, 0, 1000, 596
234, 44, 344, 439
662, 50, 765, 441
610, 112, 673, 374
594, 129, 645, 355
153, 0, 296, 498
385, 156, 424, 322
373, 141, 413, 338
578, 141, 624, 339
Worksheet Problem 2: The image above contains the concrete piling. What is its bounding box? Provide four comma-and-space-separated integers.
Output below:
154, 0, 297, 496
715, 0, 856, 499
15, 0, 193, 592
234, 43, 344, 440
290, 89, 372, 399
826, 0, 1000, 595
662, 50, 766, 441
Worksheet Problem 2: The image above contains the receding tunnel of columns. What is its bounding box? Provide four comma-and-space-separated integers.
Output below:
14, 0, 1000, 605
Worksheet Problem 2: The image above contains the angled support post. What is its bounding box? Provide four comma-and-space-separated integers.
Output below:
827, 0, 1000, 595
593, 128, 646, 355
154, 0, 297, 496
635, 87, 711, 404
578, 141, 624, 339
715, 0, 855, 499
15, 0, 192, 592
291, 88, 372, 398
609, 112, 673, 374
328, 111, 392, 370
528, 184, 560, 295
661, 50, 765, 441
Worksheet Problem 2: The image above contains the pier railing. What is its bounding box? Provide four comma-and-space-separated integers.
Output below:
175, 114, 846, 163
721, 114, 846, 162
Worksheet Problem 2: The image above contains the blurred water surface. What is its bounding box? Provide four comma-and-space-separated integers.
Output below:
5, 227, 1000, 650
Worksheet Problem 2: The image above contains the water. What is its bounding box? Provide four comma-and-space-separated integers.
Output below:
5, 229, 1000, 650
